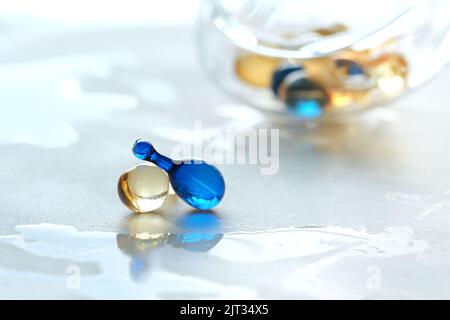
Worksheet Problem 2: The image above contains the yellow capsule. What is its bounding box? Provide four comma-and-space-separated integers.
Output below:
368, 53, 408, 96
235, 54, 280, 88
118, 163, 169, 213
329, 89, 371, 108
377, 75, 406, 96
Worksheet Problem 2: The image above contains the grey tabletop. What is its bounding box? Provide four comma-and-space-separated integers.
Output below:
0, 3, 450, 299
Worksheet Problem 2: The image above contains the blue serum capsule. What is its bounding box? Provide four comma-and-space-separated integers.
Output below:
132, 140, 225, 210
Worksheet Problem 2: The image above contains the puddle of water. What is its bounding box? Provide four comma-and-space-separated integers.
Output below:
0, 213, 427, 299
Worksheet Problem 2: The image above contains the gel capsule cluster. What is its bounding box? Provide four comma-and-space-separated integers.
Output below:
118, 140, 226, 213
235, 36, 408, 118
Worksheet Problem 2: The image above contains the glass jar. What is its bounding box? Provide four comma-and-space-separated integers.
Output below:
197, 0, 450, 120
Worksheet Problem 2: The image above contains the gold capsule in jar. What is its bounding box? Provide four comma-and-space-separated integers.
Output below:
235, 54, 280, 88
368, 53, 408, 96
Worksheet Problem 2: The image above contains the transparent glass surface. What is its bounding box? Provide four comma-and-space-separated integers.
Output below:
1, 0, 450, 299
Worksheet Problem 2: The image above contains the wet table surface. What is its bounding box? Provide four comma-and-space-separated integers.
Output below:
1, 3, 450, 299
